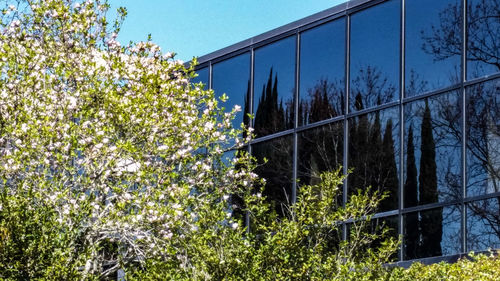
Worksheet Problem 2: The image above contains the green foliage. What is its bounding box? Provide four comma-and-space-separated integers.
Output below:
126, 169, 400, 280
387, 252, 500, 281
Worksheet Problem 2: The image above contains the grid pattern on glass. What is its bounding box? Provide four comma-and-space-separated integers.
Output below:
195, 0, 500, 263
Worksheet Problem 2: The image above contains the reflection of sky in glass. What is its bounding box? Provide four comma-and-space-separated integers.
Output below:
299, 19, 345, 123
467, 199, 500, 252
253, 36, 296, 116
441, 205, 462, 256
405, 0, 461, 96
192, 67, 209, 88
350, 0, 400, 111
403, 205, 461, 259
467, 0, 500, 79
404, 91, 462, 205
466, 79, 500, 197
212, 53, 251, 130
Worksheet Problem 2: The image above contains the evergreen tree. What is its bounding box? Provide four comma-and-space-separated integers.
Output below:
404, 125, 420, 259
418, 100, 442, 257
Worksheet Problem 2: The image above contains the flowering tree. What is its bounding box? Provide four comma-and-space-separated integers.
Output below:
0, 0, 256, 279
0, 1, 402, 280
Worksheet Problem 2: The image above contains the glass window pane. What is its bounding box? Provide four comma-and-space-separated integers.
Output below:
252, 135, 293, 217
212, 53, 251, 132
466, 79, 500, 196
347, 216, 399, 261
253, 37, 296, 137
404, 91, 462, 207
297, 122, 343, 190
467, 198, 500, 252
192, 67, 209, 88
467, 0, 500, 80
299, 19, 345, 126
403, 205, 461, 260
405, 0, 461, 97
348, 106, 400, 212
350, 0, 400, 112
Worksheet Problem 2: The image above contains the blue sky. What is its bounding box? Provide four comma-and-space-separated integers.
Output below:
108, 0, 345, 62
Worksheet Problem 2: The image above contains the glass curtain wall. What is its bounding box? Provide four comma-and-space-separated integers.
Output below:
195, 0, 500, 262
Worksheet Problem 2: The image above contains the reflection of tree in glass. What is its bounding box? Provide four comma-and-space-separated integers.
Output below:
422, 0, 499, 76
254, 68, 293, 137
467, 81, 500, 195
298, 78, 344, 126
404, 125, 419, 259
252, 136, 293, 217
467, 199, 500, 251
466, 80, 500, 246
349, 105, 399, 212
298, 123, 343, 188
418, 101, 443, 257
350, 65, 396, 110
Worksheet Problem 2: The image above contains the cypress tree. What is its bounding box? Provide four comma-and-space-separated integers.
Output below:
418, 100, 442, 257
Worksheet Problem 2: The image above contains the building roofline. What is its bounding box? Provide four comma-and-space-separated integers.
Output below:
194, 0, 374, 65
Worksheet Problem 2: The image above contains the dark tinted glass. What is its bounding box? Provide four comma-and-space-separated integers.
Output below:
350, 0, 400, 111
297, 122, 343, 189
192, 67, 209, 88
299, 19, 345, 126
467, 0, 500, 79
348, 106, 400, 212
404, 91, 461, 207
467, 198, 500, 252
252, 135, 293, 216
253, 37, 296, 137
347, 216, 399, 261
466, 79, 500, 196
404, 205, 461, 260
405, 0, 461, 97
212, 53, 251, 131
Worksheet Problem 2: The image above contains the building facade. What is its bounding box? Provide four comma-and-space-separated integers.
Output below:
193, 0, 500, 263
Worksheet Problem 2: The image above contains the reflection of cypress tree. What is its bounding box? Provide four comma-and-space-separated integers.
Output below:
381, 118, 398, 211
253, 137, 293, 217
404, 125, 419, 259
254, 68, 287, 136
242, 80, 251, 138
368, 110, 383, 195
419, 100, 442, 257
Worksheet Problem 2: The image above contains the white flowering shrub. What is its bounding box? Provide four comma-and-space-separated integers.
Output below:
0, 1, 415, 280
0, 0, 257, 279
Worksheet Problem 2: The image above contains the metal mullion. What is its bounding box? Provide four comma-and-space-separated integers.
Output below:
399, 0, 406, 262
461, 0, 467, 254
401, 200, 461, 215
342, 13, 351, 242
208, 62, 212, 90
292, 32, 300, 205
402, 84, 462, 104
246, 48, 255, 233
